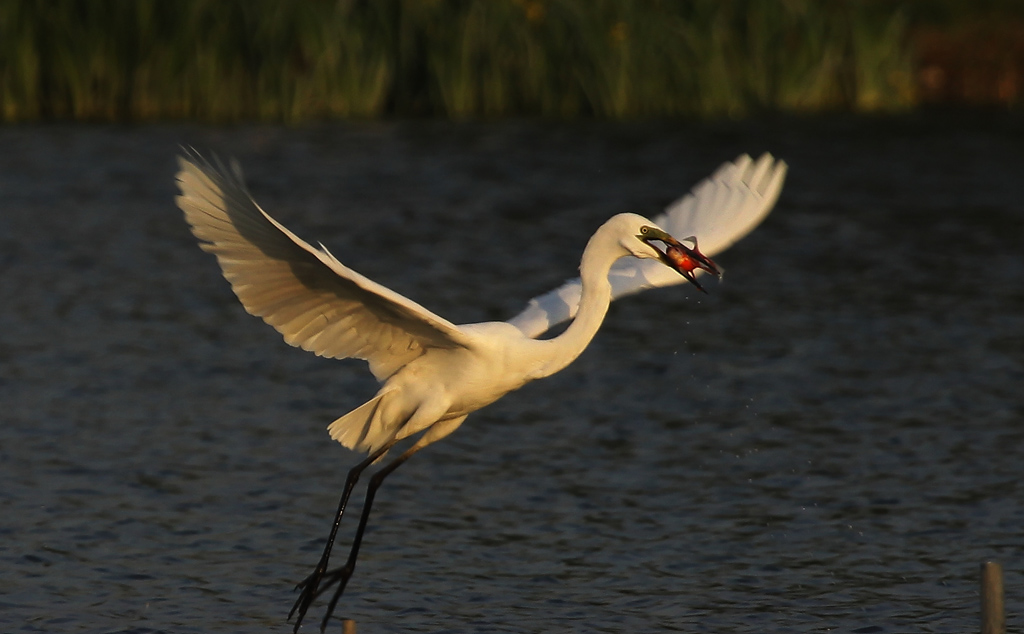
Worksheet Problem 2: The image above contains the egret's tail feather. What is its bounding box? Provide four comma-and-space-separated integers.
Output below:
328, 390, 400, 454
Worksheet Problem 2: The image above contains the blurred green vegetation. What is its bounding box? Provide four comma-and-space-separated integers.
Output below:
0, 0, 1012, 122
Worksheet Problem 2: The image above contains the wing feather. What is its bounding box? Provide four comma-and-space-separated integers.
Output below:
175, 153, 472, 380
509, 153, 787, 338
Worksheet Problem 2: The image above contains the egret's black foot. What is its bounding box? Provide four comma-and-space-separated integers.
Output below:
289, 562, 329, 632
289, 563, 354, 633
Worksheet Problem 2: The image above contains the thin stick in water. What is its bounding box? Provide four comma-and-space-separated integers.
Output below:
981, 561, 1004, 634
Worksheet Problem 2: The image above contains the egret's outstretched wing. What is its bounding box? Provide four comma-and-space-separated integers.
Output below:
175, 154, 472, 380
509, 153, 787, 338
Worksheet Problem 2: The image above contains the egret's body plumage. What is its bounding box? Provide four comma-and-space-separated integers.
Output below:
174, 152, 786, 632
328, 320, 539, 452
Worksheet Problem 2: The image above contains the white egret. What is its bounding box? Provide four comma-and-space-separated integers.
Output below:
174, 152, 786, 632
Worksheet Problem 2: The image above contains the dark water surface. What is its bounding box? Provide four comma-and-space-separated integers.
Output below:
1, 115, 1022, 633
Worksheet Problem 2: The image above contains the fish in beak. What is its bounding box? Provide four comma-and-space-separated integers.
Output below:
639, 227, 721, 293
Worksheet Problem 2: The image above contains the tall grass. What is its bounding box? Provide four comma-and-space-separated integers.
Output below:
0, 0, 918, 122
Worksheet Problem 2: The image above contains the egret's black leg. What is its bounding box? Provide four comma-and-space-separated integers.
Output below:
317, 443, 426, 632
290, 441, 396, 633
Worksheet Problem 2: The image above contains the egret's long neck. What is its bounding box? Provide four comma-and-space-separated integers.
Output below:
537, 231, 619, 378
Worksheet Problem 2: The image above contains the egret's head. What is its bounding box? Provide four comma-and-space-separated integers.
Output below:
637, 224, 721, 293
